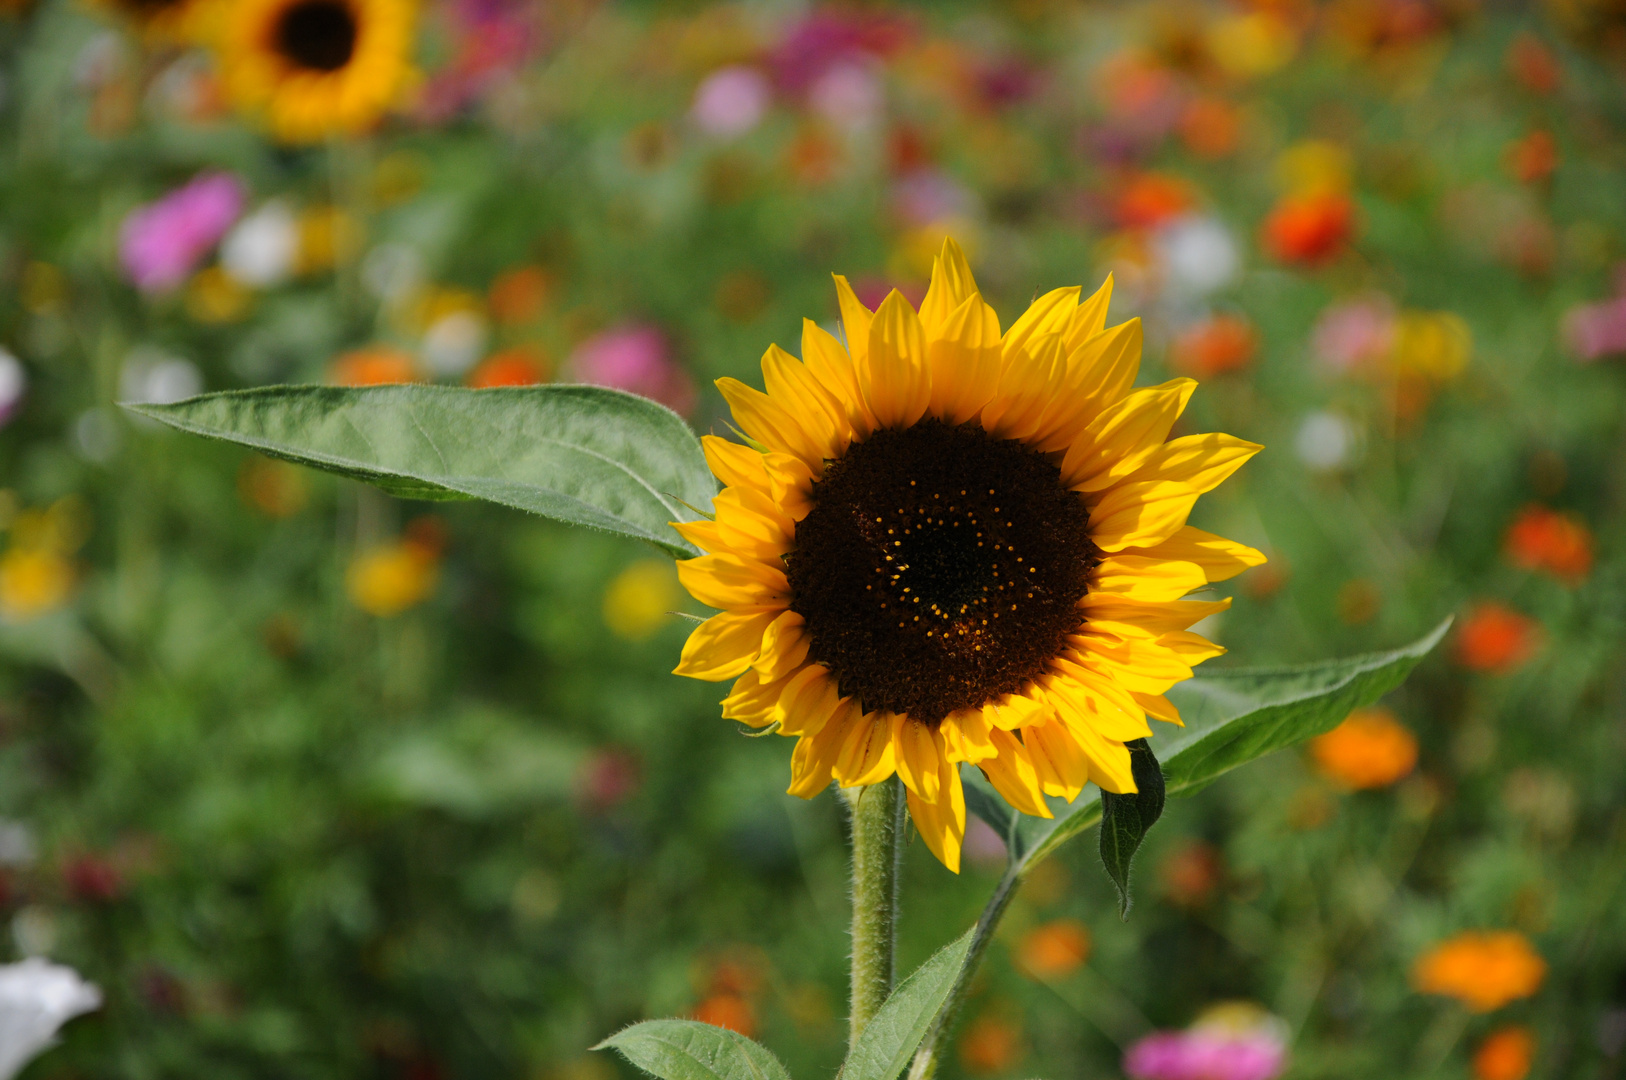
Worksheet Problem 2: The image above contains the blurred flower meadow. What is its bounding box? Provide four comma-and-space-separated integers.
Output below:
0, 0, 1624, 1076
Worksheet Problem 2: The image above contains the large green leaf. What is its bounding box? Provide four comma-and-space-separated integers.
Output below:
127, 385, 717, 557
966, 618, 1452, 873
843, 928, 975, 1080
1097, 739, 1165, 919
594, 1020, 791, 1080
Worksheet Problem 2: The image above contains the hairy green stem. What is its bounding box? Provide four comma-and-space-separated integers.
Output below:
906, 864, 1021, 1080
847, 776, 905, 1052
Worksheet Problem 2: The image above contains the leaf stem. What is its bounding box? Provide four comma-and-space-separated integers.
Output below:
847, 776, 905, 1053
906, 862, 1022, 1080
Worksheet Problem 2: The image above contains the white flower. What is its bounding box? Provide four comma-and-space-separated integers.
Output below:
1154, 215, 1240, 296
423, 310, 488, 377
221, 202, 298, 288
1294, 410, 1360, 472
0, 958, 101, 1080
0, 349, 25, 426
120, 347, 202, 405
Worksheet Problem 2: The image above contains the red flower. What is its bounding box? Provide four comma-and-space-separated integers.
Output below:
1456, 603, 1539, 674
1261, 192, 1354, 266
1505, 504, 1592, 583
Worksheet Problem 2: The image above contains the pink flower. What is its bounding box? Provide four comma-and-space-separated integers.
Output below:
1311, 295, 1397, 372
1563, 295, 1626, 361
119, 173, 246, 294
1124, 1021, 1287, 1080
567, 325, 696, 417
416, 0, 539, 121
692, 66, 772, 138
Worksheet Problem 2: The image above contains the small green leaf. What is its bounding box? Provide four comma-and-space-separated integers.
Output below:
1097, 739, 1165, 919
965, 618, 1451, 873
126, 385, 717, 557
843, 927, 975, 1080
593, 1019, 792, 1080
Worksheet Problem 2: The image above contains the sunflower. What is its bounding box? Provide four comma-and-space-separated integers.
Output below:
218, 0, 415, 143
673, 240, 1264, 872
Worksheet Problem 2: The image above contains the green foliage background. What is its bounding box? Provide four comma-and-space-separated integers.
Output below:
0, 0, 1623, 1077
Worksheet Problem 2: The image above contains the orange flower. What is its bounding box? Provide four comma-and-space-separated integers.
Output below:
693, 993, 755, 1037
328, 346, 422, 387
1115, 172, 1196, 230
238, 456, 310, 518
1474, 1026, 1535, 1080
1178, 97, 1242, 159
467, 346, 550, 388
1311, 708, 1418, 789
346, 523, 442, 617
1261, 192, 1354, 265
1505, 131, 1558, 186
1016, 919, 1091, 980
1504, 505, 1592, 583
959, 1012, 1023, 1074
1159, 840, 1221, 908
1506, 33, 1560, 95
488, 266, 553, 325
1412, 931, 1546, 1012
1170, 314, 1256, 377
1457, 603, 1539, 674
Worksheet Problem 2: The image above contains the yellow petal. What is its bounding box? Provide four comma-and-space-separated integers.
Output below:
918, 236, 981, 335
981, 331, 1067, 441
861, 291, 932, 429
942, 706, 998, 763
722, 667, 795, 727
1031, 317, 1144, 452
761, 343, 850, 462
671, 518, 728, 556
1061, 378, 1197, 490
702, 434, 768, 491
1025, 720, 1088, 800
1159, 629, 1227, 665
1127, 432, 1264, 492
890, 713, 943, 802
802, 318, 875, 437
1131, 691, 1183, 727
834, 710, 897, 787
754, 609, 811, 679
905, 761, 965, 873
1081, 595, 1231, 639
1002, 286, 1080, 363
1063, 275, 1114, 352
716, 377, 825, 466
788, 723, 843, 797
926, 294, 1002, 425
1123, 525, 1267, 583
676, 553, 788, 610
1092, 555, 1208, 602
833, 274, 873, 366
673, 607, 781, 681
773, 663, 842, 735
987, 690, 1048, 730
763, 452, 816, 522
709, 487, 793, 562
1087, 738, 1136, 794
1043, 671, 1152, 743
978, 728, 1052, 818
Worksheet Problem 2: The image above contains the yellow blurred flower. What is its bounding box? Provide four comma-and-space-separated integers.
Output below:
1207, 13, 1297, 79
1392, 311, 1471, 381
346, 538, 439, 616
1311, 707, 1418, 789
1275, 140, 1353, 196
0, 548, 75, 620
296, 205, 362, 275
603, 559, 680, 641
186, 266, 253, 324
1412, 931, 1546, 1012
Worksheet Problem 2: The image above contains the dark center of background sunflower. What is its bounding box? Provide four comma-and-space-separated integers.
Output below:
274, 0, 358, 72
785, 419, 1099, 725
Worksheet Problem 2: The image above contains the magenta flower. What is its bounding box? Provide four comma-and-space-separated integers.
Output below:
1124, 1013, 1287, 1080
1563, 295, 1626, 361
692, 66, 773, 139
118, 173, 246, 294
1311, 295, 1397, 373
567, 326, 696, 417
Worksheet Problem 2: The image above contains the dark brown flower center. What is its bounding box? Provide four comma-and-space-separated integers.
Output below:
785, 419, 1098, 725
274, 0, 358, 72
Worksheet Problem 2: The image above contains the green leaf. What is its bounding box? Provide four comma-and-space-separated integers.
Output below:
966, 618, 1451, 874
843, 928, 975, 1080
126, 385, 717, 557
593, 1020, 792, 1080
1097, 739, 1165, 919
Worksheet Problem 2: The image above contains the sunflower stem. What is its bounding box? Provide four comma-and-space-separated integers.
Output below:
847, 775, 905, 1053
905, 862, 1022, 1080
